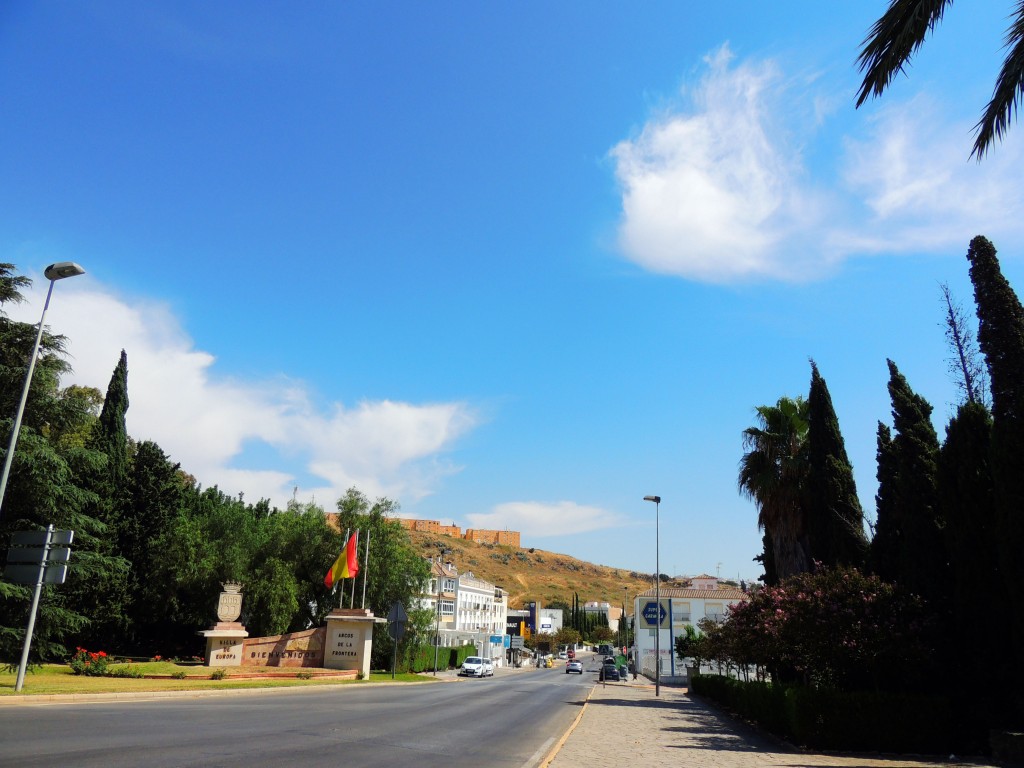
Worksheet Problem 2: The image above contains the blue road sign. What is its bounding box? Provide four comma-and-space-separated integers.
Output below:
641, 600, 666, 626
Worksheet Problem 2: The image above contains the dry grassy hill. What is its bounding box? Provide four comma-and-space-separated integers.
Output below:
407, 529, 658, 609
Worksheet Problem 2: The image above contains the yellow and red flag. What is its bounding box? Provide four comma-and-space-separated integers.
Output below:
324, 531, 359, 589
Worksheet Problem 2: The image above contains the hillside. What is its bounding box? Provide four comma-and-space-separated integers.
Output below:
407, 529, 659, 610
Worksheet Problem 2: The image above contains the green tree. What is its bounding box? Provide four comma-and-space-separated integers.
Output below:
965, 235, 1024, 717
67, 351, 134, 649
329, 488, 432, 669
856, 1, 1024, 157
0, 265, 122, 661
870, 422, 900, 581
881, 359, 948, 605
938, 401, 1012, 724
120, 440, 189, 651
738, 397, 810, 581
805, 362, 869, 569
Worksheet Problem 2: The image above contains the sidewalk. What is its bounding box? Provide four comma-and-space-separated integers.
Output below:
544, 680, 999, 768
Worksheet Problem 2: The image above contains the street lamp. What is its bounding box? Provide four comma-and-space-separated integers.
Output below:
432, 547, 451, 675
644, 495, 661, 697
0, 262, 85, 521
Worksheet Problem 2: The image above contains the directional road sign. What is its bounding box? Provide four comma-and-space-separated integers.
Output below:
641, 600, 667, 627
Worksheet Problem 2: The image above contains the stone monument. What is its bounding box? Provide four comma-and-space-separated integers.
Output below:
200, 582, 249, 667
324, 608, 381, 679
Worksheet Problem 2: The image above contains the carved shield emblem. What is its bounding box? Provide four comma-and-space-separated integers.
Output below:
217, 592, 243, 623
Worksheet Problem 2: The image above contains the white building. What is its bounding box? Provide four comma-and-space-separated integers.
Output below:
631, 576, 747, 680
418, 559, 509, 666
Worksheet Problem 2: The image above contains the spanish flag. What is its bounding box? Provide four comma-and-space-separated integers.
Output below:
324, 531, 359, 589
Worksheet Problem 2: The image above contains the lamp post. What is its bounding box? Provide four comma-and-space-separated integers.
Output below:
432, 547, 451, 675
644, 495, 661, 697
0, 262, 85, 521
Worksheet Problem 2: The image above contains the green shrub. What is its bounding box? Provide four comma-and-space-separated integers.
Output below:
170, 670, 187, 679
108, 665, 144, 679
209, 668, 228, 680
296, 671, 313, 680
691, 675, 957, 753
69, 648, 110, 676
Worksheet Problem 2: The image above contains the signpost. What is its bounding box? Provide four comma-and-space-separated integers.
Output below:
4, 525, 74, 692
386, 601, 407, 679
641, 600, 666, 626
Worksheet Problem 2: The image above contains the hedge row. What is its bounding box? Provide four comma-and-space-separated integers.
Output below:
690, 674, 956, 753
405, 644, 479, 674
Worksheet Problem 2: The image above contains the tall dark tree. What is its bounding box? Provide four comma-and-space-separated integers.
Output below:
856, 1, 1024, 157
738, 397, 811, 580
965, 235, 1024, 718
89, 349, 130, 496
120, 440, 188, 651
870, 422, 900, 581
66, 351, 134, 650
882, 359, 948, 605
937, 401, 1012, 725
805, 361, 869, 569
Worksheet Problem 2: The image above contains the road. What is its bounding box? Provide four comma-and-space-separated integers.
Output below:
0, 663, 594, 768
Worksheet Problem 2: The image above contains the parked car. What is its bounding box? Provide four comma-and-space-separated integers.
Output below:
602, 656, 617, 668
599, 664, 620, 682
557, 650, 568, 660
566, 659, 584, 674
459, 656, 494, 677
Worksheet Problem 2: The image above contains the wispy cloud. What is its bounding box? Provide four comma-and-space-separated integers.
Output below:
836, 98, 1024, 254
611, 44, 828, 283
467, 500, 622, 538
611, 45, 1024, 284
10, 278, 477, 509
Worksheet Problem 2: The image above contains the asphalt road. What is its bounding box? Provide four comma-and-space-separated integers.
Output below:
0, 664, 594, 768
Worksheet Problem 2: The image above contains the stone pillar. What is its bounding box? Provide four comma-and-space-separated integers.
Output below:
324, 608, 379, 679
202, 623, 249, 666
199, 583, 249, 667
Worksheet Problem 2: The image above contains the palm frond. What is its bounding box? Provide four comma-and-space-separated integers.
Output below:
972, 2, 1024, 158
856, 0, 954, 108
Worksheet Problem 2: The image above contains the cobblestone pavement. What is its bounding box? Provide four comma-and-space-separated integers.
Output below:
544, 680, 998, 768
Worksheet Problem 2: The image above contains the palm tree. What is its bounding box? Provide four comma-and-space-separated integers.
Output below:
855, 0, 1024, 158
738, 397, 811, 581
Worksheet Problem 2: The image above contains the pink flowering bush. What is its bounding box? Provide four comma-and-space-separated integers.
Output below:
707, 566, 935, 691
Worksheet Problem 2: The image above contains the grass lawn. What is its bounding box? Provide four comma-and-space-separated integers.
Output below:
0, 662, 436, 696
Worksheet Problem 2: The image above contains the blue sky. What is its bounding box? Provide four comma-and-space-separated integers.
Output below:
3, 2, 1023, 583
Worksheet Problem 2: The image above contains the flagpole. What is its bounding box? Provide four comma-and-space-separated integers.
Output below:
339, 527, 350, 609
360, 527, 371, 609
349, 530, 359, 609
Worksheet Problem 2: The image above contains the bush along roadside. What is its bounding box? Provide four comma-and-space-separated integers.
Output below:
690, 674, 959, 754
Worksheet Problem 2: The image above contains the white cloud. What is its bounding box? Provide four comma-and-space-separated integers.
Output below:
467, 500, 622, 538
836, 98, 1024, 254
610, 44, 828, 283
9, 278, 477, 509
611, 45, 1024, 284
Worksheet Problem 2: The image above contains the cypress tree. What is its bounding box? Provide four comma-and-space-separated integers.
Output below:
870, 422, 900, 582
965, 235, 1024, 718
69, 350, 133, 650
804, 361, 869, 569
938, 402, 1011, 721
89, 349, 130, 501
883, 359, 948, 605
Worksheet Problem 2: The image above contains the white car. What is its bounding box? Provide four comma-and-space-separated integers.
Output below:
459, 656, 494, 677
